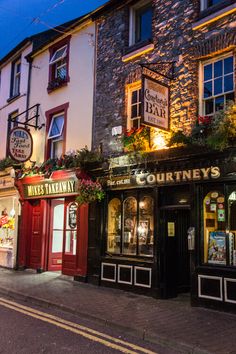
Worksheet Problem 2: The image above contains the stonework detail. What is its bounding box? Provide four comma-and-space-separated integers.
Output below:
93, 0, 236, 155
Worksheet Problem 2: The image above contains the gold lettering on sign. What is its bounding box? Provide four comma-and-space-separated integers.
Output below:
26, 179, 76, 198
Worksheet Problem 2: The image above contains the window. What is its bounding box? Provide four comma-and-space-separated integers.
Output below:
127, 83, 142, 129
47, 113, 64, 159
203, 189, 236, 267
7, 111, 19, 156
129, 1, 152, 46
10, 58, 21, 98
202, 55, 234, 116
48, 37, 70, 92
107, 193, 154, 257
45, 103, 69, 159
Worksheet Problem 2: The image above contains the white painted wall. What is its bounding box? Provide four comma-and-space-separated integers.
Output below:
0, 44, 32, 159
29, 21, 95, 164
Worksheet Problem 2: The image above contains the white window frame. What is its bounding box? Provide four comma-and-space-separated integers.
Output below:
200, 0, 225, 10
199, 53, 235, 116
129, 0, 152, 46
127, 81, 142, 129
12, 58, 21, 97
49, 45, 67, 65
48, 113, 64, 140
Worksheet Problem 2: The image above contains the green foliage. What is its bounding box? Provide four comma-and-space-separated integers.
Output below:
168, 130, 191, 147
75, 179, 105, 205
122, 126, 150, 152
0, 157, 15, 171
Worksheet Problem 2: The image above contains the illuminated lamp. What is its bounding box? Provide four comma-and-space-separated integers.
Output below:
153, 133, 167, 150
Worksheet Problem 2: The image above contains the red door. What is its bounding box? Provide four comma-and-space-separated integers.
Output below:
48, 199, 65, 271
62, 199, 78, 275
29, 200, 44, 270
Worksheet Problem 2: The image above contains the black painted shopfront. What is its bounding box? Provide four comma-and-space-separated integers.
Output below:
87, 147, 236, 312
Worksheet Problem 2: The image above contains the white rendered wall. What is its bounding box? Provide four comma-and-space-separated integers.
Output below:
29, 22, 95, 164
0, 44, 32, 159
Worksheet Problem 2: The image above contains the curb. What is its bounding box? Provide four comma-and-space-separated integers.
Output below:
0, 286, 212, 354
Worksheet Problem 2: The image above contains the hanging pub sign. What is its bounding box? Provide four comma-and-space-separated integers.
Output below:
9, 127, 33, 163
68, 202, 78, 229
142, 68, 169, 130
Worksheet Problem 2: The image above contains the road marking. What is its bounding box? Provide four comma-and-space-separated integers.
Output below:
0, 297, 157, 354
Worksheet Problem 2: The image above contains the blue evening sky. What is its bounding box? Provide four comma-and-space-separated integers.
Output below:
0, 0, 107, 59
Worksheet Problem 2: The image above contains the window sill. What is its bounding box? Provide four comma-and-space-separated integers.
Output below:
122, 42, 154, 62
193, 2, 236, 30
7, 93, 21, 103
47, 78, 69, 93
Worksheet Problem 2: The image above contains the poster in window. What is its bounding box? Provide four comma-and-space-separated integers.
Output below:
208, 231, 226, 265
68, 202, 78, 229
138, 220, 149, 242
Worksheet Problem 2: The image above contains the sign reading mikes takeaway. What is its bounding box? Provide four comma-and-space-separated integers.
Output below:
23, 178, 78, 199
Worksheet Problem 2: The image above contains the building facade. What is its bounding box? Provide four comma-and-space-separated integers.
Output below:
89, 0, 236, 312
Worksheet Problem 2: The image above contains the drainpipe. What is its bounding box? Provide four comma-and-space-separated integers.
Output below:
25, 56, 33, 120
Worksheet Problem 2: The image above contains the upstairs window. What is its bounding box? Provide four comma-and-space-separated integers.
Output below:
127, 82, 142, 129
47, 113, 64, 159
49, 45, 67, 81
10, 58, 21, 98
202, 55, 234, 116
129, 1, 152, 46
48, 37, 70, 92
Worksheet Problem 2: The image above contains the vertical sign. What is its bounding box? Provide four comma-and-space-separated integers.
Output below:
142, 75, 169, 130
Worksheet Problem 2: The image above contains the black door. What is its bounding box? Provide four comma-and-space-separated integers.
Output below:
161, 208, 190, 298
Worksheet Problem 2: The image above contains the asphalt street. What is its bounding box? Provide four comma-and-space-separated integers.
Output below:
0, 296, 180, 354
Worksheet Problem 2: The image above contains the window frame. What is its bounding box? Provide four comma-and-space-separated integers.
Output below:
10, 57, 21, 98
48, 37, 71, 92
199, 53, 235, 116
45, 102, 69, 160
129, 0, 152, 47
127, 81, 142, 129
6, 110, 19, 156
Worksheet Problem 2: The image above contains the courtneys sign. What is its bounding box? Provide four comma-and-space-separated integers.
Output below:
107, 166, 221, 189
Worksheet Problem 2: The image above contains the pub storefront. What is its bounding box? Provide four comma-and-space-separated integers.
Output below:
15, 169, 88, 278
91, 147, 236, 312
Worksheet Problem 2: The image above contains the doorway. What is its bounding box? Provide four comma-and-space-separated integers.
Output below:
161, 208, 191, 298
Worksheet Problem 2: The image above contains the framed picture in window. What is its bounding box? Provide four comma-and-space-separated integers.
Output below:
208, 231, 226, 265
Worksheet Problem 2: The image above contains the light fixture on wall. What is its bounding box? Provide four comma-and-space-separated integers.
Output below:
153, 132, 167, 150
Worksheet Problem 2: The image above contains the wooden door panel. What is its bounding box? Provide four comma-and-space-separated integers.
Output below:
30, 202, 43, 269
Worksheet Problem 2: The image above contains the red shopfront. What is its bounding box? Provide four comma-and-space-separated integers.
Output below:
16, 170, 88, 278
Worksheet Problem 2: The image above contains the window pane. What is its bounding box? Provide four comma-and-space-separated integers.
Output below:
228, 192, 236, 266
123, 197, 137, 255
65, 230, 76, 255
224, 57, 233, 75
214, 60, 222, 78
215, 95, 224, 111
204, 64, 212, 81
207, 0, 224, 6
131, 90, 138, 104
50, 46, 67, 64
138, 196, 154, 256
52, 139, 63, 159
135, 5, 152, 43
107, 198, 121, 254
132, 118, 140, 129
203, 191, 226, 264
49, 115, 64, 138
204, 81, 212, 98
224, 74, 234, 93
131, 105, 138, 119
205, 99, 214, 115
226, 92, 235, 103
214, 77, 222, 95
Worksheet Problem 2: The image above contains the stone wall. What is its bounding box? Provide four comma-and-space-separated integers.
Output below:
93, 0, 236, 154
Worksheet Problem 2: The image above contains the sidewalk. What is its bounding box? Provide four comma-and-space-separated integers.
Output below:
0, 268, 235, 354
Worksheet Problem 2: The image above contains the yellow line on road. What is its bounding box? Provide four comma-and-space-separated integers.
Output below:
0, 297, 157, 354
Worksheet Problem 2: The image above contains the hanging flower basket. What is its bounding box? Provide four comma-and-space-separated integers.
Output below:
122, 126, 150, 152
76, 178, 105, 205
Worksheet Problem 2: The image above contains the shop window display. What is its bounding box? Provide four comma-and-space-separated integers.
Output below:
107, 194, 154, 256
203, 190, 236, 266
0, 199, 16, 249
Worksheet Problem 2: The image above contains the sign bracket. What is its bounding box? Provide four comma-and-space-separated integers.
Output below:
140, 62, 176, 80
8, 104, 44, 130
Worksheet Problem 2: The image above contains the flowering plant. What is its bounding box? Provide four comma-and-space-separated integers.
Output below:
76, 178, 105, 205
122, 126, 150, 152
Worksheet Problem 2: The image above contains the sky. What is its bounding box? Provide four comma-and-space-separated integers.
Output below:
0, 0, 107, 59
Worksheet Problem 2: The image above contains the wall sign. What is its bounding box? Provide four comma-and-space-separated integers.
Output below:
107, 166, 221, 189
9, 127, 33, 163
168, 222, 175, 237
142, 74, 169, 130
68, 202, 78, 229
23, 178, 78, 199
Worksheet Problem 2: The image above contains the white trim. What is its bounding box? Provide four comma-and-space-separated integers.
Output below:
129, 0, 151, 46
48, 113, 64, 139
126, 81, 141, 130
118, 265, 133, 285
101, 262, 116, 282
198, 275, 223, 301
224, 278, 236, 304
134, 266, 152, 288
49, 45, 67, 65
122, 43, 154, 63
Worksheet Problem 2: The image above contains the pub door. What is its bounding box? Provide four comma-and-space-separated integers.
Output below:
61, 199, 78, 276
161, 208, 190, 298
48, 198, 64, 271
